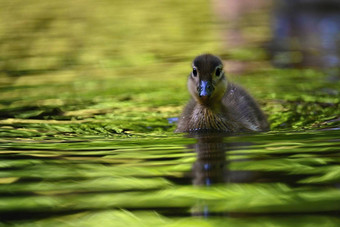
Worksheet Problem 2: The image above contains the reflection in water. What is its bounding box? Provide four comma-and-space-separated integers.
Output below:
270, 0, 340, 70
190, 134, 226, 217
189, 131, 340, 218
190, 134, 259, 217
191, 135, 226, 186
191, 135, 259, 187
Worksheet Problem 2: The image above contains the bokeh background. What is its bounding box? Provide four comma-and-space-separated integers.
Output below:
1, 0, 339, 133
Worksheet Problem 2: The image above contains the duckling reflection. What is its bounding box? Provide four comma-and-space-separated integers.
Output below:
190, 134, 258, 186
190, 134, 259, 217
191, 135, 226, 186
176, 54, 269, 133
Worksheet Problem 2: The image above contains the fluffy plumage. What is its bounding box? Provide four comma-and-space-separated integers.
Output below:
176, 54, 269, 133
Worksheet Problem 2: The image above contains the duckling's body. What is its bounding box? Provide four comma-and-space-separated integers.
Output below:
176, 54, 269, 133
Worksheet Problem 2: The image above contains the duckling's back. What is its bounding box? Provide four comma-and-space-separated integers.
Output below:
222, 83, 269, 132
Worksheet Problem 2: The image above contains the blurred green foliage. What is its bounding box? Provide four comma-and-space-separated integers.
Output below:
0, 0, 339, 139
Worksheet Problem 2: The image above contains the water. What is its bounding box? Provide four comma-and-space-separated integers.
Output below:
1, 0, 340, 226
1, 131, 340, 226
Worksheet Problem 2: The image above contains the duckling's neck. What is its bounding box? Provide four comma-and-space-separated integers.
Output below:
189, 103, 230, 132
197, 99, 222, 112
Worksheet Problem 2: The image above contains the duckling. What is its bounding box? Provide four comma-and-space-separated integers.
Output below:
175, 54, 269, 133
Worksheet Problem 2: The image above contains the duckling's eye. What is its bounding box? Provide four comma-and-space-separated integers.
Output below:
215, 68, 222, 77
192, 68, 197, 77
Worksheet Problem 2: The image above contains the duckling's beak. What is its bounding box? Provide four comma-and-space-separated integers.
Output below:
198, 80, 214, 101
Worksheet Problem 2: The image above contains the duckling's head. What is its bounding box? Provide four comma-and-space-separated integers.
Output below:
188, 54, 228, 107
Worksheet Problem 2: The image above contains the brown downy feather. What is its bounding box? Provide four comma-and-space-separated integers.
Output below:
176, 54, 269, 133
